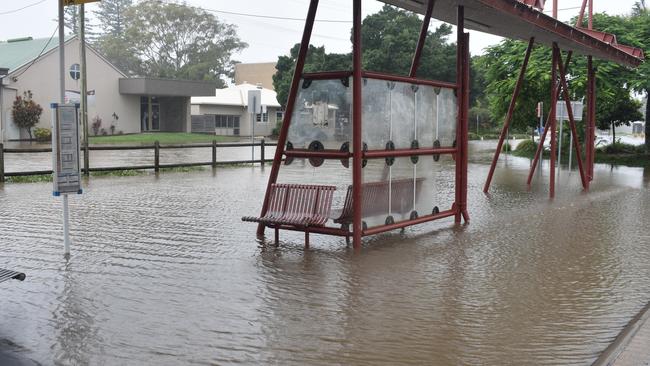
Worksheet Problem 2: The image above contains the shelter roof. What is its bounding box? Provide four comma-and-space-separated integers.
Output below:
379, 0, 643, 67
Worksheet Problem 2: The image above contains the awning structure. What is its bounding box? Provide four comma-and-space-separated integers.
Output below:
379, 0, 644, 67
119, 78, 217, 97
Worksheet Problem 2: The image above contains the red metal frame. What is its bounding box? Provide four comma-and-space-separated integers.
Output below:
549, 44, 559, 198
255, 0, 469, 249
352, 0, 363, 249
484, 37, 535, 193
409, 0, 435, 77
361, 71, 457, 89
256, 0, 320, 237
555, 46, 588, 190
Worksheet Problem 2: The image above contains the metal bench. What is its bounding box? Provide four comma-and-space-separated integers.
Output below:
243, 183, 336, 247
330, 178, 424, 240
0, 268, 26, 283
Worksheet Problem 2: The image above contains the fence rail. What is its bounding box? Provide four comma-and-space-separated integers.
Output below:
0, 139, 276, 182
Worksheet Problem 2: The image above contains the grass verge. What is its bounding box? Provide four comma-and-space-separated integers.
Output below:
89, 132, 239, 145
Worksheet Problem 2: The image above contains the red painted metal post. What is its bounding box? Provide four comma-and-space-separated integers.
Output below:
454, 6, 464, 223
461, 32, 470, 222
588, 0, 594, 29
588, 57, 596, 181
549, 45, 559, 199
352, 0, 363, 250
553, 0, 558, 18
556, 48, 588, 189
483, 37, 535, 193
409, 0, 435, 78
256, 0, 319, 237
527, 52, 573, 183
577, 0, 588, 27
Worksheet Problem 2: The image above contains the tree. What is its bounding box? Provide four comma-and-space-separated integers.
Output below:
12, 91, 43, 140
273, 44, 351, 107
94, 0, 132, 36
63, 5, 94, 39
272, 5, 457, 107
361, 5, 456, 82
121, 1, 246, 84
93, 0, 138, 74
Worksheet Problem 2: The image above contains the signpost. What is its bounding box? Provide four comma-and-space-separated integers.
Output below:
247, 89, 262, 162
556, 100, 583, 171
56, 0, 95, 256
51, 104, 82, 256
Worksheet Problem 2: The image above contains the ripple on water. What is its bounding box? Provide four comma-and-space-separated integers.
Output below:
1, 147, 650, 365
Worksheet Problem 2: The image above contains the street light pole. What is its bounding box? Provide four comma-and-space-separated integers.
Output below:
0, 67, 8, 143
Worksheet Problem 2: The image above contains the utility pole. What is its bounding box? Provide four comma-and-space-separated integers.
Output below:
80, 4, 89, 176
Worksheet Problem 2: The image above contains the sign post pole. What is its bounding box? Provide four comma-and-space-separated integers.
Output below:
247, 89, 261, 164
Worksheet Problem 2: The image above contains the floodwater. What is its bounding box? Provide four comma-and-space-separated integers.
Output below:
1, 141, 649, 365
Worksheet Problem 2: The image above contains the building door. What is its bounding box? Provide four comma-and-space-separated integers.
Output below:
140, 96, 160, 132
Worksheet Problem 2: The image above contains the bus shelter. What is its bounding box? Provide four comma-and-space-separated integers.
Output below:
244, 0, 643, 249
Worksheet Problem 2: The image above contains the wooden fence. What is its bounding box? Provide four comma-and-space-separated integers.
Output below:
0, 139, 276, 182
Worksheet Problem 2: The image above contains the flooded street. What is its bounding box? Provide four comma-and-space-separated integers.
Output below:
1, 141, 649, 365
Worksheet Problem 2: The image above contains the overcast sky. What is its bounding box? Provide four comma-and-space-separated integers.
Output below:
0, 0, 641, 64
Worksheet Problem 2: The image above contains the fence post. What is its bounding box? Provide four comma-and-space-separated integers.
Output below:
212, 140, 217, 168
260, 138, 265, 166
84, 142, 89, 176
154, 141, 160, 172
0, 143, 4, 183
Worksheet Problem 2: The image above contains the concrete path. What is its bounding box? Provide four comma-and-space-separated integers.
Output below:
594, 302, 650, 366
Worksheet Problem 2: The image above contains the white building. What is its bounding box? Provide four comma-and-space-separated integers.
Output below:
191, 83, 282, 137
0, 36, 215, 141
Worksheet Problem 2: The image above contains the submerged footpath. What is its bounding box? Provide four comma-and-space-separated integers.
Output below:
594, 301, 650, 366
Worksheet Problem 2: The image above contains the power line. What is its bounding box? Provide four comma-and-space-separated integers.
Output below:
0, 0, 47, 16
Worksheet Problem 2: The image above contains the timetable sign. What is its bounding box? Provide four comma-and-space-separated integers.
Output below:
52, 104, 82, 195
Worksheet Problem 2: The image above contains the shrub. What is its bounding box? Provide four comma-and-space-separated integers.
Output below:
91, 115, 102, 136
100, 128, 107, 136
33, 127, 52, 141
12, 90, 43, 139
515, 139, 538, 154
110, 124, 116, 135
502, 141, 512, 152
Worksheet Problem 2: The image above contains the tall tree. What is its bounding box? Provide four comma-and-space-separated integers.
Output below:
94, 0, 132, 36
122, 1, 246, 84
273, 5, 457, 108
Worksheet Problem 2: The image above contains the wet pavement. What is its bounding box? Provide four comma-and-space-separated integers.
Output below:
0, 140, 649, 365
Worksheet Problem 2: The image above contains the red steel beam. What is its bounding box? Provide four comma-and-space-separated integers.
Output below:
527, 52, 573, 183
363, 147, 457, 158
352, 0, 363, 250
555, 46, 588, 190
362, 208, 457, 236
302, 71, 353, 80
588, 56, 596, 181
588, 0, 593, 29
484, 37, 535, 193
475, 0, 641, 67
460, 31, 471, 222
553, 0, 558, 18
361, 71, 457, 89
284, 150, 351, 159
256, 0, 320, 237
549, 44, 559, 199
409, 0, 436, 77
576, 0, 588, 27
454, 6, 466, 223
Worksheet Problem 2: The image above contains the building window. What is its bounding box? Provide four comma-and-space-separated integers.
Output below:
276, 111, 284, 121
256, 113, 268, 122
69, 63, 80, 80
214, 114, 240, 130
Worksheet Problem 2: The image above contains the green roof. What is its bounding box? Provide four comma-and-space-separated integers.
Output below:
0, 36, 71, 74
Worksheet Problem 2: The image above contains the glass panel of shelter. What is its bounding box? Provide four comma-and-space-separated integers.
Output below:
279, 75, 457, 230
